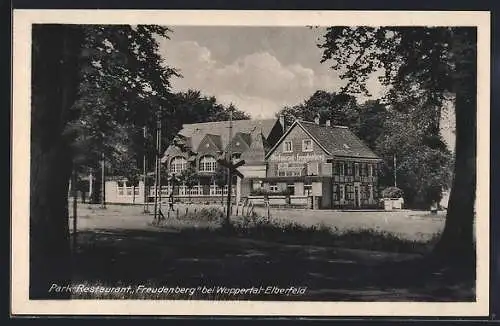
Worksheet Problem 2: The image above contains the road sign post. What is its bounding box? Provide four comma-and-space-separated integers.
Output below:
217, 158, 245, 229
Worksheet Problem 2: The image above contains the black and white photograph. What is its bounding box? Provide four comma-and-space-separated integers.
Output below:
11, 10, 490, 316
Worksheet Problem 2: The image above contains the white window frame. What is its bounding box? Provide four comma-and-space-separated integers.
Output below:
283, 141, 293, 153
199, 155, 217, 173
302, 139, 313, 152
170, 156, 188, 174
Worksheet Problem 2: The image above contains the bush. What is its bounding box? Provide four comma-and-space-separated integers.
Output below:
250, 188, 293, 196
182, 207, 224, 222
382, 186, 404, 199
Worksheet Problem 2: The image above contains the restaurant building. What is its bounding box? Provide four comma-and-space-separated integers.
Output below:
242, 117, 382, 209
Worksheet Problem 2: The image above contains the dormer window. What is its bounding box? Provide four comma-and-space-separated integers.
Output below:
283, 141, 293, 153
302, 139, 313, 152
199, 155, 217, 172
170, 156, 187, 174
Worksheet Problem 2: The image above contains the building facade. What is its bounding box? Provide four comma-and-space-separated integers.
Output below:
159, 118, 284, 203
104, 117, 381, 210
242, 119, 382, 209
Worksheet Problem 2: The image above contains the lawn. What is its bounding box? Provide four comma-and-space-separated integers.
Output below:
68, 204, 474, 301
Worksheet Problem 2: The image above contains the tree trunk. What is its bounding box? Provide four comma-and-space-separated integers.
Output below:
432, 28, 477, 268
30, 25, 82, 299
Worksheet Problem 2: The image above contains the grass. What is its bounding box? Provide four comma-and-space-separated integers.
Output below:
67, 206, 474, 301
151, 207, 440, 255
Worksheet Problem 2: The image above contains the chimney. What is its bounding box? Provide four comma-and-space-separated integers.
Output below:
314, 114, 320, 125
325, 120, 331, 127
279, 114, 286, 131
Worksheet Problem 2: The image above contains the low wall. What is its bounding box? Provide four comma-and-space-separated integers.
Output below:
246, 195, 309, 208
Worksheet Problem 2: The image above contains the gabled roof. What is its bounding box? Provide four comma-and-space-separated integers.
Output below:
241, 131, 267, 165
265, 120, 381, 160
177, 119, 278, 151
197, 134, 223, 153
226, 132, 251, 153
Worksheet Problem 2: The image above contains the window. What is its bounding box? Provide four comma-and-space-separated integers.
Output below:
269, 183, 279, 192
287, 183, 295, 195
170, 156, 187, 174
346, 184, 354, 200
252, 180, 263, 190
360, 163, 366, 176
302, 139, 313, 152
338, 162, 344, 176
333, 184, 339, 201
368, 164, 373, 177
346, 162, 353, 176
339, 185, 345, 201
199, 155, 217, 172
354, 163, 360, 177
304, 184, 312, 196
283, 141, 293, 153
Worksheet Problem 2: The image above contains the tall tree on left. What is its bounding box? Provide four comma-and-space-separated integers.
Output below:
30, 24, 178, 299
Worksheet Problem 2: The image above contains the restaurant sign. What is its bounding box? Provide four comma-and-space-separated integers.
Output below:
268, 153, 325, 163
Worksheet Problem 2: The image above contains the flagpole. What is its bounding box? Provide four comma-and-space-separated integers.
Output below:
101, 152, 106, 209
153, 114, 160, 222
225, 110, 233, 227
143, 125, 149, 213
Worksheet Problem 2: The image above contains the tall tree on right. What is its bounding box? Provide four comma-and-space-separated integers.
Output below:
318, 27, 477, 266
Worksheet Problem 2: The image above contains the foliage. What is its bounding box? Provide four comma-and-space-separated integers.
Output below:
212, 164, 228, 189
249, 188, 293, 196
375, 109, 452, 207
182, 207, 225, 222
278, 90, 359, 129
66, 25, 180, 180
318, 26, 477, 259
179, 166, 198, 190
381, 186, 404, 199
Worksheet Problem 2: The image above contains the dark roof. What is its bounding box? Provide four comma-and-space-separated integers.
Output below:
265, 120, 380, 160
298, 120, 380, 159
201, 134, 223, 152
177, 119, 278, 150
240, 132, 266, 165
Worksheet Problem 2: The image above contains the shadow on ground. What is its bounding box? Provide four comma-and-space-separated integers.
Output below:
71, 228, 475, 301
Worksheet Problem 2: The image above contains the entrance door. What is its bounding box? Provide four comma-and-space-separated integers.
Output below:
354, 185, 361, 208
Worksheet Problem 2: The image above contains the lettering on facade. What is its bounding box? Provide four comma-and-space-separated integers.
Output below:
269, 153, 325, 163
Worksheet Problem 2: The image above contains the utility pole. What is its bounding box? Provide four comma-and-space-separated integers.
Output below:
158, 117, 163, 215
101, 152, 106, 209
393, 154, 397, 187
143, 125, 149, 213
225, 110, 233, 228
72, 168, 78, 251
153, 114, 160, 222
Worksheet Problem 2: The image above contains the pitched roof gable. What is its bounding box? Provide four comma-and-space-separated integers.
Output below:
299, 121, 380, 159
197, 134, 223, 153
226, 132, 251, 153
266, 120, 380, 160
178, 119, 278, 151
241, 131, 266, 164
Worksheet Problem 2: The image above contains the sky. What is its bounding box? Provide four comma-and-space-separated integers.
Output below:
158, 26, 384, 119
157, 26, 455, 150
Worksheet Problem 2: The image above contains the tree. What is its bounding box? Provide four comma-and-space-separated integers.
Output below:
179, 166, 198, 204
375, 110, 453, 208
30, 24, 178, 298
213, 165, 228, 206
278, 90, 359, 128
318, 26, 477, 265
